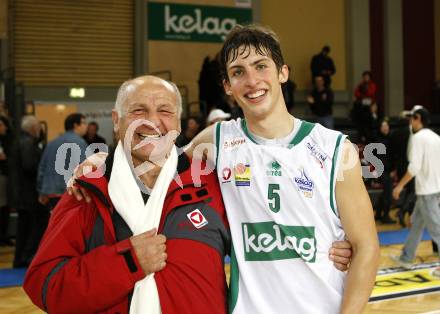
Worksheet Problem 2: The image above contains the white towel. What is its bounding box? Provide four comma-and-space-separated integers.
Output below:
108, 141, 178, 314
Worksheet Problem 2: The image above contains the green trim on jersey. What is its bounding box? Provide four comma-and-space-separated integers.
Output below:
215, 122, 221, 169
289, 121, 315, 146
228, 245, 239, 314
330, 134, 344, 217
240, 119, 258, 144
240, 119, 316, 147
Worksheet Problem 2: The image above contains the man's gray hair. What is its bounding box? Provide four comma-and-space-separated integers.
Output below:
114, 76, 183, 118
21, 115, 39, 132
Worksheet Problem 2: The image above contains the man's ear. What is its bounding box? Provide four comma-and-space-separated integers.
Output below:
112, 110, 120, 132
223, 79, 232, 95
279, 65, 289, 83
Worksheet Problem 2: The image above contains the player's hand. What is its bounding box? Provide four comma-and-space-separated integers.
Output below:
67, 152, 108, 202
130, 228, 167, 276
329, 240, 352, 271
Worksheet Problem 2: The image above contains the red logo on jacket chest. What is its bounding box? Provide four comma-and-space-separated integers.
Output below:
187, 209, 208, 229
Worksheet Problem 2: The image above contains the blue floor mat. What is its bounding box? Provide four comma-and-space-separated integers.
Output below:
378, 228, 431, 246
0, 268, 26, 288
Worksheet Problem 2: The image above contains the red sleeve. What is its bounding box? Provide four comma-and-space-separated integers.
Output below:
354, 84, 361, 99
23, 195, 145, 313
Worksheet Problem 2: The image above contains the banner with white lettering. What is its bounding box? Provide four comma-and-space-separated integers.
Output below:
148, 2, 252, 43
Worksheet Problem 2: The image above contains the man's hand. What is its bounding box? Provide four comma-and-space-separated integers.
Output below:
38, 194, 49, 206
130, 228, 167, 276
329, 240, 352, 271
393, 185, 403, 201
67, 152, 108, 202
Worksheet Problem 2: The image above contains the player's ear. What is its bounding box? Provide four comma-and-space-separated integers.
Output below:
223, 79, 232, 95
279, 65, 289, 83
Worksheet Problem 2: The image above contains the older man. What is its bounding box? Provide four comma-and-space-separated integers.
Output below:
24, 76, 230, 314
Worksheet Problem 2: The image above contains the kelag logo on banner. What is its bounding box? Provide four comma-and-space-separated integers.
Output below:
148, 2, 252, 43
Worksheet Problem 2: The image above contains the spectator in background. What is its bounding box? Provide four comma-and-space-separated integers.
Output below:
198, 56, 211, 115
311, 45, 336, 88
175, 116, 202, 147
10, 116, 46, 267
84, 121, 106, 146
282, 65, 296, 113
352, 71, 378, 142
307, 75, 334, 129
206, 108, 231, 126
38, 113, 88, 210
391, 107, 420, 226
364, 102, 381, 144
392, 107, 440, 273
0, 101, 8, 118
354, 71, 377, 105
198, 53, 227, 114
375, 119, 396, 224
0, 116, 12, 246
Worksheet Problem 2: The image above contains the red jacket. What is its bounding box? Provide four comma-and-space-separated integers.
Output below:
354, 80, 377, 103
24, 153, 230, 314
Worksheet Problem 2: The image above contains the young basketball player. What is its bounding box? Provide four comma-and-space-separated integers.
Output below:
189, 24, 379, 314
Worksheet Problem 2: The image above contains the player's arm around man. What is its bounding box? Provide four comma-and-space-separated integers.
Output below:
336, 141, 380, 313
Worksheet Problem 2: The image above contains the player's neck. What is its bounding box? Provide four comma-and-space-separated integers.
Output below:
246, 107, 295, 139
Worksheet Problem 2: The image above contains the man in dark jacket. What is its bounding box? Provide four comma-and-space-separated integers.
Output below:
310, 45, 336, 88
9, 115, 45, 267
307, 75, 335, 129
84, 121, 107, 146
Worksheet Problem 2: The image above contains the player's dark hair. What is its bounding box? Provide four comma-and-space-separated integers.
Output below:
220, 24, 285, 82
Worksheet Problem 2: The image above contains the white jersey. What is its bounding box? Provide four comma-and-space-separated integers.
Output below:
215, 118, 347, 314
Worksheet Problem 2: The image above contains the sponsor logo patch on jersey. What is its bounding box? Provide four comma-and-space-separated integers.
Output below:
223, 137, 246, 151
306, 141, 328, 168
294, 168, 314, 198
221, 167, 232, 183
266, 160, 282, 176
234, 163, 251, 186
187, 209, 208, 229
242, 222, 316, 262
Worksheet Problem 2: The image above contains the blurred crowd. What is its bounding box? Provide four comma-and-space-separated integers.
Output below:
0, 107, 110, 267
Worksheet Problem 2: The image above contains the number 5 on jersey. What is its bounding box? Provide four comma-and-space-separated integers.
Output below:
268, 184, 281, 213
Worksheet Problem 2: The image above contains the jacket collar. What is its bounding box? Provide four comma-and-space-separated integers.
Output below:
104, 147, 190, 181
77, 146, 190, 209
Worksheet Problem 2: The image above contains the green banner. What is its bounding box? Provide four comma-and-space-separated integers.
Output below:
148, 2, 252, 43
